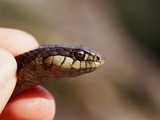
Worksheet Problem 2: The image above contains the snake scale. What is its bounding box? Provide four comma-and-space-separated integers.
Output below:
12, 44, 104, 98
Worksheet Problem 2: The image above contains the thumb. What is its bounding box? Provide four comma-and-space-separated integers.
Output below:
0, 48, 17, 113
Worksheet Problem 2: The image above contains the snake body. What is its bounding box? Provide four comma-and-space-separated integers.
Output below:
12, 44, 104, 97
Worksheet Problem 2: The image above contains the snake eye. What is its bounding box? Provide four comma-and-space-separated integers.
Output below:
74, 50, 85, 61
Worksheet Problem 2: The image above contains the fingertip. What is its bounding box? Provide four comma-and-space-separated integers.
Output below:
1, 86, 55, 120
0, 28, 39, 56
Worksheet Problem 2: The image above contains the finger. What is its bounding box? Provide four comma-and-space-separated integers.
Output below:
0, 48, 17, 113
0, 86, 55, 120
0, 28, 39, 56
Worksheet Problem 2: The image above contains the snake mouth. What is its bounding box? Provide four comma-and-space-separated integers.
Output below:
43, 54, 104, 78
44, 55, 104, 69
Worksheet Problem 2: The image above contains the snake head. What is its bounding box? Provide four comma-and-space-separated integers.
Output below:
43, 45, 105, 77
13, 44, 105, 97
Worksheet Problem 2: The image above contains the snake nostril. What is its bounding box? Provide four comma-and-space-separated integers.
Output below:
96, 56, 100, 61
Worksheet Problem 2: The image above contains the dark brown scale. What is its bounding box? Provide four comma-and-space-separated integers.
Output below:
49, 50, 58, 55
56, 48, 65, 55
40, 50, 49, 57
63, 48, 73, 53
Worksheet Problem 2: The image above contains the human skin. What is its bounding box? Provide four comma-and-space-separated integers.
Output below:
0, 28, 55, 120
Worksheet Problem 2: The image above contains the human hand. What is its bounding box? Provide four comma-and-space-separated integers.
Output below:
0, 28, 55, 120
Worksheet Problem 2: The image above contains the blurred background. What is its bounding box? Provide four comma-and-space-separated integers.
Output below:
1, 0, 160, 120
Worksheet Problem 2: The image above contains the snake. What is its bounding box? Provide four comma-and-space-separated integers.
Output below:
12, 44, 104, 98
